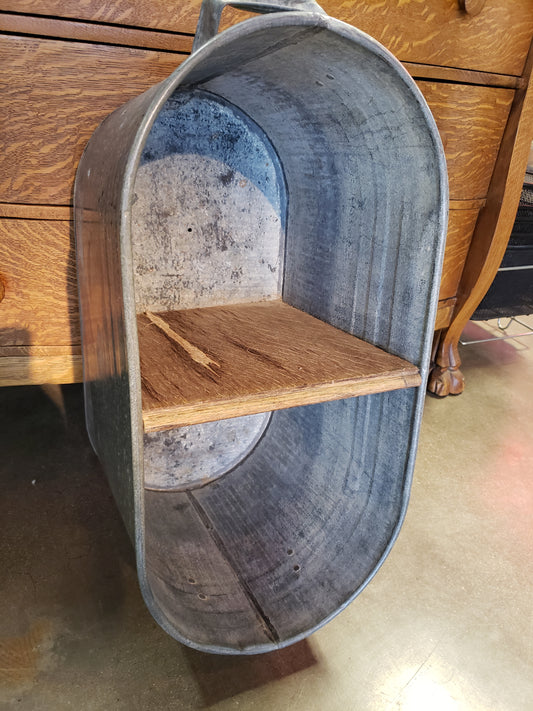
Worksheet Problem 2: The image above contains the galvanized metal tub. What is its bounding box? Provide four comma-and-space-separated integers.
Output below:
74, 0, 448, 653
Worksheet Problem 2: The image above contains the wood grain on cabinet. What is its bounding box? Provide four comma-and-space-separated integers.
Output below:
0, 35, 186, 205
4, 1, 533, 77
405, 63, 522, 90
434, 299, 457, 331
417, 82, 514, 200
322, 0, 533, 77
0, 13, 194, 52
438, 205, 484, 301
0, 204, 72, 220
429, 41, 533, 396
0, 218, 78, 347
0, 350, 82, 385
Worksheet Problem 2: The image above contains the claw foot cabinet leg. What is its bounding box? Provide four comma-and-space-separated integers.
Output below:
429, 331, 465, 397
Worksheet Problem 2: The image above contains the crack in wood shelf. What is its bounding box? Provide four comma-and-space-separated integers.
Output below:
138, 301, 421, 432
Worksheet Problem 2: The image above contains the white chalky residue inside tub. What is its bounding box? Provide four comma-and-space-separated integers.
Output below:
143, 413, 270, 491
131, 89, 286, 313
132, 89, 287, 490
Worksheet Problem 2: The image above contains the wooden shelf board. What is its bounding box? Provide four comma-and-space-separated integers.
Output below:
138, 301, 421, 432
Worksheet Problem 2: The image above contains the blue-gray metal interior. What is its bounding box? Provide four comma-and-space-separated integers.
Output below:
74, 10, 448, 653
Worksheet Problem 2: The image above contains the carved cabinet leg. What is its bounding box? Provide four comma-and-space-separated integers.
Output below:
428, 361, 465, 397
428, 328, 465, 397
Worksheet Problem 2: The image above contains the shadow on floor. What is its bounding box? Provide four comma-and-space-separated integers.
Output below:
184, 640, 318, 707
0, 384, 319, 708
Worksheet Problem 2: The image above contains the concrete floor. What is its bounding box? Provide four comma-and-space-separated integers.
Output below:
1, 318, 532, 710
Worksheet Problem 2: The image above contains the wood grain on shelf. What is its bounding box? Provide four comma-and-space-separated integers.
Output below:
0, 219, 79, 347
138, 301, 421, 431
4, 0, 533, 77
417, 81, 515, 200
0, 13, 193, 53
0, 35, 186, 205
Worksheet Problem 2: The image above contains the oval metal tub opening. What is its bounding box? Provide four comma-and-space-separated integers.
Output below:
74, 9, 447, 654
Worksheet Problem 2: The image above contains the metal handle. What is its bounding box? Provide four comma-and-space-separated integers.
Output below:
193, 0, 325, 51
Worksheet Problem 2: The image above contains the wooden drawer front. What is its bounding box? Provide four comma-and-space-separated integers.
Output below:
0, 39, 514, 207
328, 0, 533, 77
0, 35, 186, 205
0, 0, 201, 34
5, 1, 533, 76
439, 205, 482, 301
0, 219, 78, 347
417, 81, 514, 201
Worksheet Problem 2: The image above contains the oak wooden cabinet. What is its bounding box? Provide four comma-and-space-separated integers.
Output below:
1, 0, 533, 393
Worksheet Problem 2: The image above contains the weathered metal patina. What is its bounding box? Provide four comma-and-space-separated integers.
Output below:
75, 0, 448, 653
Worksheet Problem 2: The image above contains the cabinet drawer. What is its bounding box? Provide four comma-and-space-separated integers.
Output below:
330, 0, 533, 77
0, 35, 186, 205
417, 81, 514, 200
6, 0, 533, 76
0, 0, 202, 37
0, 34, 515, 207
0, 218, 78, 347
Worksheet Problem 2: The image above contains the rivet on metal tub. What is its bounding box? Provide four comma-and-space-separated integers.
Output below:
74, 0, 448, 654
